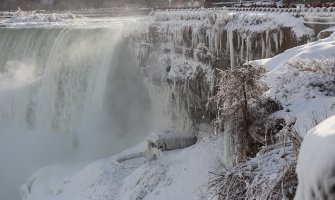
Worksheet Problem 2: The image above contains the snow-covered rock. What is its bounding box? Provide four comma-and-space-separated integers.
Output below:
317, 25, 335, 39
295, 115, 335, 200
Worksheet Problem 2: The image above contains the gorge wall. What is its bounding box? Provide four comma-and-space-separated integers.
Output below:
126, 9, 314, 131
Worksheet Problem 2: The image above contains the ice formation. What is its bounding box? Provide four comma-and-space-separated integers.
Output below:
124, 9, 313, 131
147, 129, 196, 159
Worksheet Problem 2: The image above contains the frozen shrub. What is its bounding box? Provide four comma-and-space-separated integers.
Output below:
209, 121, 302, 200
276, 58, 335, 100
209, 63, 268, 161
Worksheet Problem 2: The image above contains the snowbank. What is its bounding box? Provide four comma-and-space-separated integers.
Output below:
240, 32, 335, 199
21, 135, 223, 200
295, 115, 335, 200
255, 35, 335, 135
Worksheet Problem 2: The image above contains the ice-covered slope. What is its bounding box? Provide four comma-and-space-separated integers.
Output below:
259, 33, 335, 74
295, 115, 335, 200
252, 33, 335, 199
21, 134, 223, 200
209, 32, 335, 200
256, 33, 335, 135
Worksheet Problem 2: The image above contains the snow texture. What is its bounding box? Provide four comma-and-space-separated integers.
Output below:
236, 26, 335, 200
22, 134, 224, 200
295, 115, 335, 200
254, 34, 335, 135
209, 140, 297, 200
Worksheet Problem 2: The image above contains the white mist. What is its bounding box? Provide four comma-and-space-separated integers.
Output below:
0, 25, 160, 200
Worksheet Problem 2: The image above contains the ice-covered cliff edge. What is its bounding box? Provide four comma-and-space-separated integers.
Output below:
258, 32, 335, 135
124, 9, 314, 128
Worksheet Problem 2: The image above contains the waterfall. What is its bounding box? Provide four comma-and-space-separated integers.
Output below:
0, 27, 160, 200
0, 28, 118, 131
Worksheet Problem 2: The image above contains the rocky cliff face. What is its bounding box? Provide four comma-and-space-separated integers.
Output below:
125, 9, 314, 131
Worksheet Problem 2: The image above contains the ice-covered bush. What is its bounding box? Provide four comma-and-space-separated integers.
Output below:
274, 58, 335, 101
209, 122, 302, 200
209, 64, 268, 161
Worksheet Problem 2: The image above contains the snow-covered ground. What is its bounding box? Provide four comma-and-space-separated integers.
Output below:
257, 32, 335, 199
255, 32, 335, 135
295, 115, 335, 200
21, 132, 224, 200
202, 32, 335, 200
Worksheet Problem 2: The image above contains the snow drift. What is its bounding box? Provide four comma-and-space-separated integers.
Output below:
295, 115, 335, 200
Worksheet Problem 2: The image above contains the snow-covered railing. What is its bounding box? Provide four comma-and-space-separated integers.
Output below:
156, 6, 335, 14
227, 6, 335, 14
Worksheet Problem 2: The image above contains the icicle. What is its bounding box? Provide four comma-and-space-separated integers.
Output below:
223, 120, 233, 167
280, 29, 284, 48
265, 30, 272, 58
219, 29, 222, 53
237, 32, 241, 49
208, 30, 212, 52
228, 30, 235, 69
226, 30, 229, 55
215, 29, 219, 54
261, 33, 265, 58
246, 35, 252, 61
240, 34, 244, 61
273, 32, 279, 52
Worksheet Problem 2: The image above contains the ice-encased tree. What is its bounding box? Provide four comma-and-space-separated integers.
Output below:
210, 64, 267, 162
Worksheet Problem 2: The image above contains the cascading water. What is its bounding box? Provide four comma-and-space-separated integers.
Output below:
0, 25, 162, 200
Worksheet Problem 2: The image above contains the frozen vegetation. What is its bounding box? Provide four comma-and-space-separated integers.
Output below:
209, 32, 335, 200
